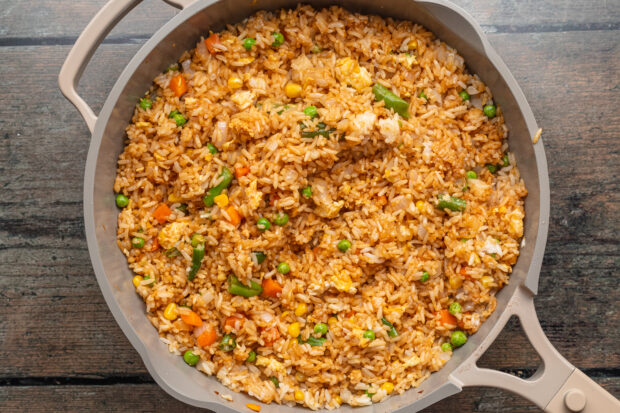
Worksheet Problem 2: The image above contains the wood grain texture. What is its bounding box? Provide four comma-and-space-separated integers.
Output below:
0, 1, 619, 411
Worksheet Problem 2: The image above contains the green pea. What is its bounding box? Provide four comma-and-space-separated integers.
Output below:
314, 323, 328, 336
310, 44, 321, 54
191, 233, 205, 247
337, 240, 351, 252
449, 302, 462, 315
486, 164, 498, 173
257, 217, 271, 231
139, 98, 152, 109
183, 350, 200, 366
466, 170, 477, 179
274, 212, 289, 226
246, 350, 257, 363
458, 90, 470, 101
144, 275, 155, 286
242, 37, 255, 51
115, 194, 129, 208
219, 333, 237, 352
165, 63, 179, 73
277, 262, 290, 274
502, 154, 510, 167
483, 104, 497, 118
169, 110, 186, 126
269, 376, 280, 388
363, 330, 375, 341
460, 238, 469, 243
207, 143, 218, 154
132, 237, 145, 249
420, 271, 430, 282
252, 251, 266, 265
419, 90, 428, 100
272, 32, 284, 47
303, 105, 318, 118
301, 186, 312, 198
451, 330, 468, 348
441, 342, 453, 352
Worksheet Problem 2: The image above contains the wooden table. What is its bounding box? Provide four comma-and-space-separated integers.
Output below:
1, 0, 618, 411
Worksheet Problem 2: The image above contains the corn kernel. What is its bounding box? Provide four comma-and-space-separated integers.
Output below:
294, 371, 306, 382
284, 83, 302, 98
163, 303, 178, 320
168, 193, 182, 203
294, 303, 307, 317
381, 382, 394, 394
416, 200, 426, 212
288, 322, 301, 338
204, 153, 213, 162
214, 194, 229, 208
294, 390, 305, 401
217, 273, 227, 282
228, 76, 243, 90
481, 276, 495, 289
334, 395, 342, 405
281, 311, 290, 318
449, 276, 463, 290
327, 317, 338, 326
132, 275, 143, 288
407, 39, 418, 50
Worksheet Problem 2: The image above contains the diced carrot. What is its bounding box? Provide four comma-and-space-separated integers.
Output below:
153, 203, 172, 224
437, 309, 457, 326
204, 33, 221, 54
269, 193, 279, 206
235, 166, 250, 178
459, 266, 468, 276
346, 310, 355, 318
224, 206, 242, 226
180, 310, 203, 327
169, 74, 188, 98
261, 325, 280, 346
197, 326, 218, 347
147, 237, 160, 252
261, 279, 283, 298
224, 315, 245, 331
246, 404, 261, 412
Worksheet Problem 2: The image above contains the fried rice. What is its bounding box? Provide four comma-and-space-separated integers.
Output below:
113, 5, 527, 410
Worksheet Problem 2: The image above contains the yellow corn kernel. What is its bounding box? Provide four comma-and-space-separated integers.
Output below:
333, 395, 342, 405
294, 390, 305, 401
381, 382, 394, 394
481, 276, 495, 289
416, 200, 426, 213
449, 276, 463, 290
204, 153, 213, 162
228, 76, 243, 90
294, 371, 306, 382
168, 193, 182, 203
327, 317, 338, 326
281, 311, 290, 318
407, 39, 418, 50
132, 275, 144, 288
288, 322, 301, 338
284, 83, 302, 98
163, 303, 178, 320
214, 194, 229, 208
294, 303, 308, 317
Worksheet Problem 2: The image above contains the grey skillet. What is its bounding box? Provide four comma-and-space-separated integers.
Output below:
59, 0, 619, 411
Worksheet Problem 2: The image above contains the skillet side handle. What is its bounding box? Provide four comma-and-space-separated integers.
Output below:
58, 0, 193, 133
452, 287, 620, 412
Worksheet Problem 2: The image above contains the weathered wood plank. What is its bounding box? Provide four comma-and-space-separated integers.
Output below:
0, 378, 618, 412
1, 0, 619, 41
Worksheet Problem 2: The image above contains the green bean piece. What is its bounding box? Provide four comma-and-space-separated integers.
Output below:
242, 37, 255, 51
304, 336, 327, 346
269, 377, 280, 388
381, 317, 398, 337
252, 251, 266, 265
132, 237, 145, 249
191, 233, 205, 247
363, 330, 376, 340
183, 350, 200, 366
176, 203, 188, 213
246, 350, 257, 363
372, 83, 410, 119
418, 90, 428, 100
365, 390, 375, 398
187, 243, 205, 281
203, 167, 233, 207
271, 32, 284, 47
207, 143, 218, 154
115, 194, 129, 208
169, 110, 186, 127
228, 275, 263, 297
436, 194, 466, 212
486, 164, 498, 173
502, 154, 510, 167
301, 122, 335, 138
139, 98, 152, 110
164, 247, 180, 257
220, 333, 237, 352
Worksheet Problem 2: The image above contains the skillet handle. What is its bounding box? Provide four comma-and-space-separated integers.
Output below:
451, 287, 619, 412
58, 0, 192, 133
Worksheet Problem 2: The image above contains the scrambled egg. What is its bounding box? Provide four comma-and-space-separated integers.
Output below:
335, 57, 373, 91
